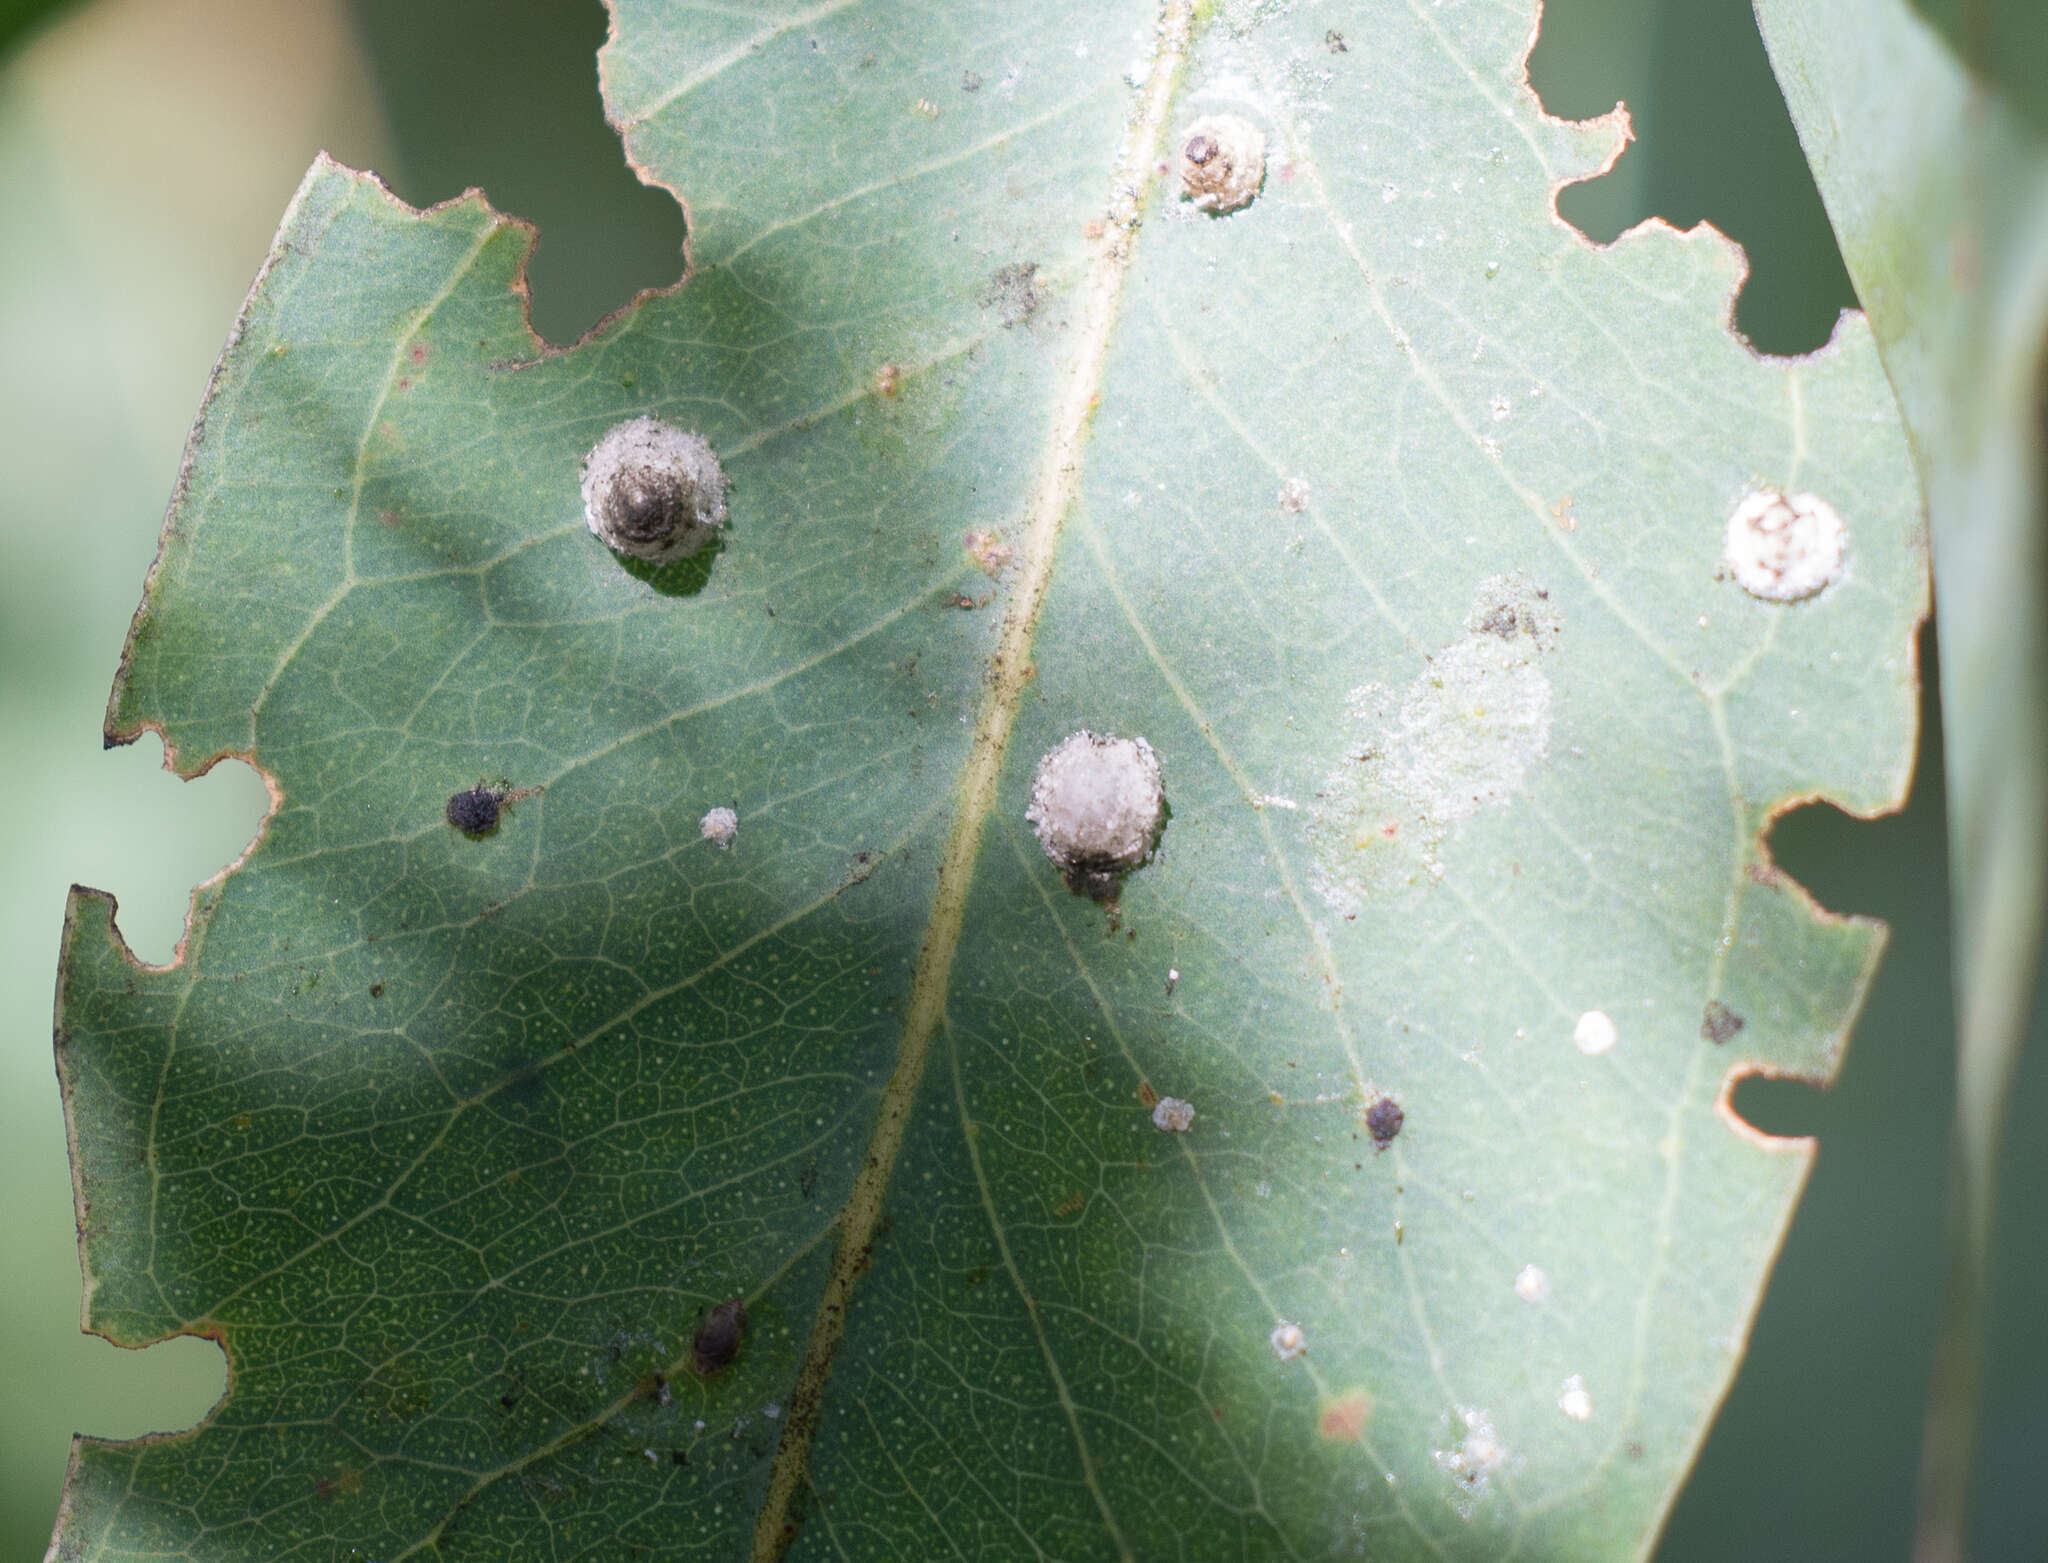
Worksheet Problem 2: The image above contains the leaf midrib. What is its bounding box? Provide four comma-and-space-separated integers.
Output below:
746, 6, 1196, 1555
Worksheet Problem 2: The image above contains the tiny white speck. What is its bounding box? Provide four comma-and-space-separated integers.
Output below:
1514, 1264, 1550, 1303
765, 1401, 782, 1419
1168, 967, 1180, 983
1124, 58, 1149, 87
1277, 476, 1311, 513
1074, 40, 1089, 57
1434, 1407, 1505, 1491
1573, 1010, 1617, 1055
1559, 1375, 1592, 1421
1152, 1096, 1195, 1133
1489, 394, 1511, 420
1271, 1321, 1307, 1361
700, 806, 739, 847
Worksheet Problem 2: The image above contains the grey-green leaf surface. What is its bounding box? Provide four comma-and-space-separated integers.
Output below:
1754, 5, 2048, 1558
53, 3, 1922, 1559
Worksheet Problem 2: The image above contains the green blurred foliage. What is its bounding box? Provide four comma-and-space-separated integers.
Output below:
1909, 0, 2048, 137
0, 0, 2037, 1558
0, 1, 384, 1555
0, 0, 70, 60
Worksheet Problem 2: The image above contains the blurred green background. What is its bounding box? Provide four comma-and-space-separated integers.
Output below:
0, 1, 2037, 1558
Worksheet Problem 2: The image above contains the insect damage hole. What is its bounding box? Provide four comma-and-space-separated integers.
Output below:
1178, 114, 1266, 214
1723, 489, 1846, 601
581, 415, 729, 564
1026, 730, 1165, 900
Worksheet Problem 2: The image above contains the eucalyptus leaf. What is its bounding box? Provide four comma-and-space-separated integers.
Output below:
1754, 5, 2048, 1557
52, 3, 1923, 1559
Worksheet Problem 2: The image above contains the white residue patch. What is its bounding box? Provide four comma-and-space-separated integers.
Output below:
1724, 489, 1846, 601
1270, 1321, 1307, 1361
1308, 576, 1558, 913
1558, 1375, 1592, 1422
700, 806, 738, 847
1573, 1010, 1618, 1055
1513, 1264, 1550, 1304
1433, 1407, 1506, 1497
1277, 476, 1310, 513
1152, 1096, 1195, 1133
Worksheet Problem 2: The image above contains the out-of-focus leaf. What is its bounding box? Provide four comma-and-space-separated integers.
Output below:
0, 0, 386, 1553
0, 0, 74, 62
1754, 5, 2048, 1559
52, 3, 1922, 1558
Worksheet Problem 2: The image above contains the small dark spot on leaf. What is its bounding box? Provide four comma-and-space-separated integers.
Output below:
963, 1263, 991, 1287
369, 983, 385, 998
1476, 603, 1522, 638
1184, 134, 1218, 166
981, 262, 1041, 327
446, 785, 504, 837
1701, 1001, 1746, 1044
671, 1449, 689, 1465
691, 1297, 747, 1375
961, 69, 981, 92
1366, 1096, 1405, 1147
1326, 28, 1348, 51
